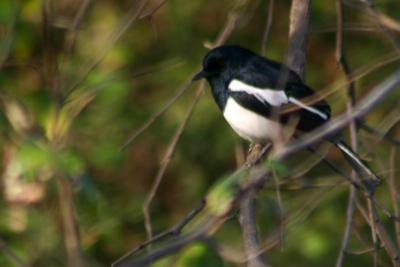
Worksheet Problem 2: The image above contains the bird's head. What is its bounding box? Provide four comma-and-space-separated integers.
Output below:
192, 45, 253, 81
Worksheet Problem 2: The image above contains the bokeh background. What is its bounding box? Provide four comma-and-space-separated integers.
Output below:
1, 0, 400, 266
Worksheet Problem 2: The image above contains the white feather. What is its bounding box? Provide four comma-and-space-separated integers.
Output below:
223, 97, 281, 142
288, 96, 329, 120
229, 79, 288, 106
336, 142, 374, 176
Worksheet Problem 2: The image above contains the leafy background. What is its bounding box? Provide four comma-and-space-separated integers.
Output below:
0, 0, 399, 266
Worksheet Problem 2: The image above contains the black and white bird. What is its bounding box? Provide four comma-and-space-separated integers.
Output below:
193, 45, 380, 186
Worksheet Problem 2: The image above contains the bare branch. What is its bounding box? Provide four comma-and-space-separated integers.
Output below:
261, 0, 274, 56
112, 200, 206, 267
64, 0, 152, 95
142, 82, 205, 239
239, 196, 267, 267
389, 147, 400, 247
335, 2, 358, 266
56, 177, 84, 267
63, 0, 92, 56
120, 77, 193, 150
288, 0, 311, 79
114, 221, 212, 267
355, 197, 400, 266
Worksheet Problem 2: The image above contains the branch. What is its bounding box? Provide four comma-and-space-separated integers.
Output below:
56, 177, 84, 267
388, 147, 400, 247
288, 0, 311, 79
355, 196, 400, 267
261, 0, 274, 56
335, 2, 358, 266
142, 82, 205, 239
239, 196, 267, 267
112, 200, 206, 267
64, 0, 153, 95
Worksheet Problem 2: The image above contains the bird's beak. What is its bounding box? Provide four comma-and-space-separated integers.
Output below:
192, 70, 208, 81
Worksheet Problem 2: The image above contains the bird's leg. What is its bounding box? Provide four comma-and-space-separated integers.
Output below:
248, 143, 256, 154
246, 143, 270, 166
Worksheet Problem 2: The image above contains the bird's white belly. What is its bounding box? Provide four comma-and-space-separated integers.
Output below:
223, 97, 281, 143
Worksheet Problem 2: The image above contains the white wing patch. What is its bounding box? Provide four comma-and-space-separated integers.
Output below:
288, 96, 328, 120
229, 79, 289, 106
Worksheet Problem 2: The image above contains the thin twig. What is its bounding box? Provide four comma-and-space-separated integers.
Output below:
120, 77, 193, 150
261, 0, 274, 56
56, 177, 84, 267
367, 197, 379, 267
360, 1, 400, 54
64, 0, 152, 95
112, 199, 206, 267
359, 122, 400, 146
335, 2, 358, 266
63, 0, 92, 57
389, 146, 400, 248
142, 82, 205, 239
0, 237, 29, 267
355, 196, 400, 267
114, 219, 215, 267
139, 0, 169, 19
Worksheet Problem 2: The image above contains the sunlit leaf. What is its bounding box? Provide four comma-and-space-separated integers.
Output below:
263, 158, 288, 175
3, 98, 34, 135
57, 149, 85, 177
206, 169, 247, 216
176, 242, 223, 267
14, 141, 53, 180
0, 1, 16, 24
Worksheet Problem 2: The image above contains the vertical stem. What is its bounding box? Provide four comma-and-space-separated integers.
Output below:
335, 1, 358, 266
261, 0, 274, 56
57, 177, 84, 267
288, 0, 311, 80
239, 194, 267, 267
389, 146, 400, 247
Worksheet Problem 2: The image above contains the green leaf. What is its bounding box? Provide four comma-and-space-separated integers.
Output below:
263, 158, 288, 175
9, 141, 54, 182
0, 1, 16, 24
206, 169, 247, 216
57, 149, 85, 177
176, 242, 223, 267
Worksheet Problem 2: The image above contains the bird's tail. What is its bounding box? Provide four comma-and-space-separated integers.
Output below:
335, 140, 381, 191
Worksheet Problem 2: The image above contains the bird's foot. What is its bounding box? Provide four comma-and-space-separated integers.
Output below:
246, 143, 271, 167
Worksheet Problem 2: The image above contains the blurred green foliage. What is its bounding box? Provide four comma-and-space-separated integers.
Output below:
0, 0, 399, 266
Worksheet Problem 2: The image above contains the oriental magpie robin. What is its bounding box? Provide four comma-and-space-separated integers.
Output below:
193, 45, 380, 187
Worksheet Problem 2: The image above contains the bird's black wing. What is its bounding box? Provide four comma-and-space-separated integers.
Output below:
235, 55, 303, 89
285, 82, 331, 131
231, 55, 331, 131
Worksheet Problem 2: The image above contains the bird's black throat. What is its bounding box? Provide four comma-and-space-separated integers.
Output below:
206, 74, 230, 111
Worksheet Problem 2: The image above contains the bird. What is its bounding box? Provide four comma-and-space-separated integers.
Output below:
192, 45, 380, 189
